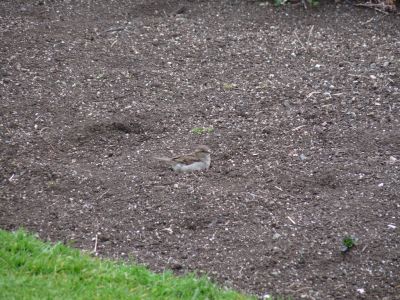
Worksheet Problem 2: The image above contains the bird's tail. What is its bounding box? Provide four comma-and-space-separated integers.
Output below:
154, 156, 172, 162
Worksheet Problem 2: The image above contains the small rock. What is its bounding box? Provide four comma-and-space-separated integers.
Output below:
356, 288, 365, 294
271, 270, 280, 276
272, 233, 281, 240
299, 154, 307, 161
388, 156, 397, 164
387, 224, 396, 229
382, 61, 390, 67
378, 183, 384, 187
370, 75, 377, 80
272, 246, 280, 254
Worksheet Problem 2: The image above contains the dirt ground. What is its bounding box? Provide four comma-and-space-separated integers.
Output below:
1, 0, 399, 299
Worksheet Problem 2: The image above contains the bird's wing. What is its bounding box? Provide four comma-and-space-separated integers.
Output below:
172, 154, 199, 165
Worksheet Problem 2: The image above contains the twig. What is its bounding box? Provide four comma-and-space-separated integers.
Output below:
111, 39, 118, 47
305, 91, 321, 99
374, 7, 389, 14
294, 31, 307, 51
348, 74, 370, 79
287, 216, 296, 225
39, 127, 49, 137
287, 286, 312, 293
96, 190, 109, 201
294, 25, 314, 52
306, 25, 314, 47
292, 125, 306, 131
361, 17, 375, 25
355, 3, 391, 14
93, 234, 98, 255
104, 27, 125, 33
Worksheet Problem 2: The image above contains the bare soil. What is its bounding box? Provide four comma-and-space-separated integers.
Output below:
1, 0, 399, 299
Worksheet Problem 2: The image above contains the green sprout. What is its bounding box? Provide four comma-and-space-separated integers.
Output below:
341, 235, 358, 253
274, 0, 288, 6
191, 127, 214, 135
307, 0, 319, 7
222, 83, 237, 90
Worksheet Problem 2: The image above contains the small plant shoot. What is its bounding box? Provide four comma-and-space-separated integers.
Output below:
341, 235, 358, 253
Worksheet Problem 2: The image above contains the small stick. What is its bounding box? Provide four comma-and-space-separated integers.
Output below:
348, 74, 370, 79
292, 125, 306, 131
39, 127, 49, 136
305, 91, 321, 99
111, 39, 118, 47
96, 190, 109, 201
93, 234, 98, 255
294, 31, 307, 51
355, 3, 391, 14
104, 27, 125, 33
361, 17, 375, 25
287, 216, 296, 225
9, 174, 15, 181
374, 7, 389, 14
306, 25, 314, 47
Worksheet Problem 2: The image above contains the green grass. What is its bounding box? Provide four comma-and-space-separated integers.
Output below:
190, 127, 214, 135
0, 229, 253, 300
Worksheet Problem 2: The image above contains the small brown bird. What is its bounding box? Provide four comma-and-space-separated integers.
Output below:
154, 145, 211, 172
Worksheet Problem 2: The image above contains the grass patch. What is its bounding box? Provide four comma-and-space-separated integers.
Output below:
0, 229, 253, 300
190, 127, 214, 135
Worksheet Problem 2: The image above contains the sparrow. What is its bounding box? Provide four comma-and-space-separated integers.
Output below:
154, 145, 211, 172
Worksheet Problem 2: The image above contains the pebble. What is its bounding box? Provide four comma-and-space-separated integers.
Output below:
272, 246, 280, 254
272, 233, 281, 240
271, 270, 280, 276
356, 288, 365, 294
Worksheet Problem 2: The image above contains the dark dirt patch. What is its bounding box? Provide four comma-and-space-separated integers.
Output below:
1, 0, 399, 299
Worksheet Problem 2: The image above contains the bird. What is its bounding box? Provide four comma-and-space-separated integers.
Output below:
154, 145, 211, 172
